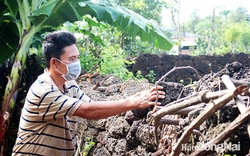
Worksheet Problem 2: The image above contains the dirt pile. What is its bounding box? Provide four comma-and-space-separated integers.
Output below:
76, 62, 250, 156
129, 52, 250, 85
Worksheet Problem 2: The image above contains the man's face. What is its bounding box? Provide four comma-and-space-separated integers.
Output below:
55, 44, 80, 75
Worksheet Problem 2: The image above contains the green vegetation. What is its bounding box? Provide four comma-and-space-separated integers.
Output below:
82, 137, 95, 156
145, 70, 156, 83
60, 19, 135, 80
99, 45, 134, 80
135, 70, 146, 80
183, 6, 250, 55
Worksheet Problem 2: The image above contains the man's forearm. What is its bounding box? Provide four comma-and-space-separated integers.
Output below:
73, 99, 135, 120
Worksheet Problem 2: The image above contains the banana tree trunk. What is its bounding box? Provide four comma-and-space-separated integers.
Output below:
0, 28, 38, 153
0, 59, 23, 154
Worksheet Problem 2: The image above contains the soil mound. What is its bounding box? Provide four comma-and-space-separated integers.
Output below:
76, 61, 250, 156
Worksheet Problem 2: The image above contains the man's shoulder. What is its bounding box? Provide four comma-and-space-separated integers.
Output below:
65, 80, 78, 87
35, 73, 53, 86
30, 73, 58, 93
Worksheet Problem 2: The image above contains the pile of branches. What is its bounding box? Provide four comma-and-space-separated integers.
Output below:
151, 62, 250, 156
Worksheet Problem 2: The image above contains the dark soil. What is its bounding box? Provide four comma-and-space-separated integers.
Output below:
77, 61, 250, 156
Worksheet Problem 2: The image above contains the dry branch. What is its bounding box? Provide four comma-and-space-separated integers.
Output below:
170, 85, 248, 156
189, 104, 250, 156
231, 77, 250, 88
156, 66, 202, 85
156, 105, 205, 116
160, 118, 184, 125
222, 75, 247, 113
153, 90, 227, 142
222, 75, 250, 138
164, 89, 227, 108
152, 90, 227, 143
153, 90, 228, 118
152, 90, 205, 143
154, 66, 202, 107
152, 68, 250, 156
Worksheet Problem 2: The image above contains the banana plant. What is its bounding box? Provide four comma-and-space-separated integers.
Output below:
0, 0, 173, 151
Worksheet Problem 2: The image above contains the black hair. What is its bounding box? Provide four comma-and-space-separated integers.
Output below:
42, 31, 77, 68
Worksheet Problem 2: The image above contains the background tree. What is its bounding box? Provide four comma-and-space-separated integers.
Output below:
240, 22, 250, 52
224, 23, 242, 53
184, 10, 202, 33
206, 7, 217, 55
183, 5, 250, 55
112, 0, 164, 24
229, 7, 250, 23
105, 0, 171, 57
167, 0, 182, 54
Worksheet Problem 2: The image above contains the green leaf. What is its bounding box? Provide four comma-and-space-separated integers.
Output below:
0, 15, 19, 63
3, 0, 18, 16
31, 1, 81, 27
0, 0, 173, 64
32, 0, 59, 16
0, 1, 7, 15
73, 0, 173, 50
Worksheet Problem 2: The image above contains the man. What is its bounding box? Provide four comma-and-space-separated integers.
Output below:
12, 31, 165, 156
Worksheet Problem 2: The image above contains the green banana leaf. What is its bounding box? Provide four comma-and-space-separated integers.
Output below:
0, 0, 173, 64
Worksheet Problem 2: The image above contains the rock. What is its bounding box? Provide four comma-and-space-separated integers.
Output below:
92, 146, 111, 156
124, 111, 140, 125
106, 116, 130, 138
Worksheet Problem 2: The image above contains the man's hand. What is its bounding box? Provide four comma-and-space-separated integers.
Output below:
128, 86, 165, 109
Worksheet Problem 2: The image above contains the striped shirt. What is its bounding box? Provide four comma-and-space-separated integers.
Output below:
12, 69, 91, 156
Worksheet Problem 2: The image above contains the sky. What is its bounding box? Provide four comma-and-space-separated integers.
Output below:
161, 0, 250, 28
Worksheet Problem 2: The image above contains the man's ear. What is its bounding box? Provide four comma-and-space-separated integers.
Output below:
50, 58, 57, 68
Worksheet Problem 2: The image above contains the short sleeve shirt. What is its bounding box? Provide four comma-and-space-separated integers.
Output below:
12, 69, 91, 156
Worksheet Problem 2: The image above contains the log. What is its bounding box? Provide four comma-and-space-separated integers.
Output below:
190, 105, 250, 156
170, 85, 248, 156
160, 118, 184, 125
154, 90, 228, 119
222, 75, 250, 138
164, 90, 227, 108
156, 105, 205, 115
153, 90, 227, 143
222, 75, 247, 113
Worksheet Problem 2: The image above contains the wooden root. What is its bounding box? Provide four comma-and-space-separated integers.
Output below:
170, 84, 248, 156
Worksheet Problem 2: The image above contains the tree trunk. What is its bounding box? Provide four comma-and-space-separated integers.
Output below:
207, 7, 217, 55
0, 29, 36, 154
0, 58, 23, 154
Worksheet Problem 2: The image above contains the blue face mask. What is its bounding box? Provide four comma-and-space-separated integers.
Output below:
55, 58, 81, 81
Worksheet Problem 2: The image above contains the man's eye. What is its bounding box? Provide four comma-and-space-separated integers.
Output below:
71, 58, 75, 61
